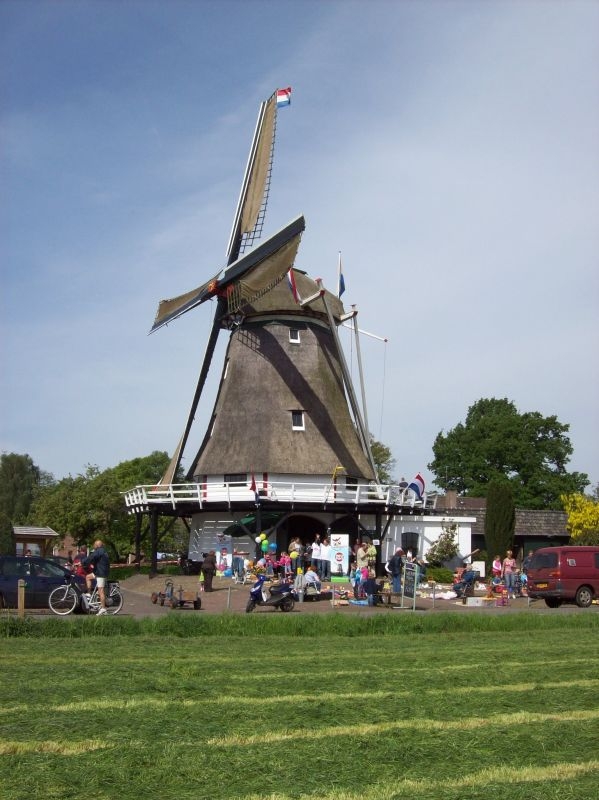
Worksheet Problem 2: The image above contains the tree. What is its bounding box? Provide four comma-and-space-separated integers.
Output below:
370, 436, 396, 485
425, 524, 459, 567
0, 512, 16, 555
29, 452, 178, 562
484, 481, 515, 565
561, 493, 599, 545
0, 452, 53, 523
428, 398, 588, 508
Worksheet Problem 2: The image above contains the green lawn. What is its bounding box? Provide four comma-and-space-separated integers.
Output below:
1, 615, 598, 800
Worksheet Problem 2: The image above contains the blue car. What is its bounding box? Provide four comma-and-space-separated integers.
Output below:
0, 555, 85, 609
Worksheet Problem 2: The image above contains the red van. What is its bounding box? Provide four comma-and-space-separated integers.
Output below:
527, 546, 599, 608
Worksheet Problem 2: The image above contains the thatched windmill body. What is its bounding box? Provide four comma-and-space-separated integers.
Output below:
125, 90, 413, 563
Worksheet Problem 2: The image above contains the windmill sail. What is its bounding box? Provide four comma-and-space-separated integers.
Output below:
150, 270, 222, 334
226, 91, 278, 262
153, 90, 286, 482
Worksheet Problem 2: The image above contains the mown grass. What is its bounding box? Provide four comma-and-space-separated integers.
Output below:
2, 610, 599, 638
1, 616, 598, 799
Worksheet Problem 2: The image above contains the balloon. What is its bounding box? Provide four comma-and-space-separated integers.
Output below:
261, 541, 269, 552
259, 533, 266, 540
255, 536, 262, 543
290, 551, 298, 559
269, 542, 277, 551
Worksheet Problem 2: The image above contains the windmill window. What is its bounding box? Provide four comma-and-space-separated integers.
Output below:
289, 328, 301, 344
291, 410, 305, 430
345, 476, 358, 490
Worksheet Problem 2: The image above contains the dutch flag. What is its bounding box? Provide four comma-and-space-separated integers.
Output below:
408, 473, 425, 501
287, 268, 300, 303
338, 252, 345, 298
276, 87, 292, 108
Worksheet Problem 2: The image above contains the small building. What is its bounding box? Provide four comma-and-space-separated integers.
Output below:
12, 526, 60, 557
434, 491, 569, 558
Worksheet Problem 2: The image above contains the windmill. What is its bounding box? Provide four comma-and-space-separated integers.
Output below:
127, 88, 405, 565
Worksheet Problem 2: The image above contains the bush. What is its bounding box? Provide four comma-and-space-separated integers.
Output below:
426, 566, 454, 584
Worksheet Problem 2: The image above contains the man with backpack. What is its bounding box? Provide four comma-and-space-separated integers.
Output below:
385, 548, 404, 594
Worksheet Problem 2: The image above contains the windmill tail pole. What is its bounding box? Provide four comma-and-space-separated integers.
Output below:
317, 282, 379, 483
341, 322, 388, 342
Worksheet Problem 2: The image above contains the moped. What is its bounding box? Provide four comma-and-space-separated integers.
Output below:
245, 574, 295, 613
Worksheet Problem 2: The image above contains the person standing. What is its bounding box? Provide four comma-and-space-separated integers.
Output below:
366, 541, 377, 570
502, 549, 517, 599
310, 535, 322, 578
320, 537, 331, 581
201, 550, 217, 592
385, 548, 404, 594
522, 550, 534, 575
356, 542, 369, 571
83, 539, 110, 615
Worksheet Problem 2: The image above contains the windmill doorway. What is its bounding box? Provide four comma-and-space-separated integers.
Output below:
278, 514, 326, 554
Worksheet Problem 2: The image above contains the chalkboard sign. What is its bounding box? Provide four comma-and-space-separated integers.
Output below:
402, 562, 420, 601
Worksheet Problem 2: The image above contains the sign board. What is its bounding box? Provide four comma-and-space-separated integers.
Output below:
400, 562, 420, 610
330, 533, 349, 578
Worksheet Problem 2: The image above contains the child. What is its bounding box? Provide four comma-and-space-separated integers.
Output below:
492, 555, 502, 579
362, 569, 379, 606
279, 552, 292, 578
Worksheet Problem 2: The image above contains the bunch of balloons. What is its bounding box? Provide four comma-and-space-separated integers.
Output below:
254, 532, 269, 553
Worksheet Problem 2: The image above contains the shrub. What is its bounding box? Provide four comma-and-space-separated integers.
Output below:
426, 566, 454, 584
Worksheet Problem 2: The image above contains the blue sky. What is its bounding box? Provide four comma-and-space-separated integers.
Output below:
2, 0, 598, 492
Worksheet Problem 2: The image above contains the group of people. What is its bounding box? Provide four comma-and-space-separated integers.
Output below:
491, 549, 532, 598
64, 541, 111, 613
251, 536, 333, 580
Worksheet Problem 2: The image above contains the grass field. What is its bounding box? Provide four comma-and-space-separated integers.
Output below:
1, 614, 599, 800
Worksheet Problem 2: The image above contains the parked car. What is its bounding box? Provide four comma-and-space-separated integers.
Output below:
527, 546, 599, 608
0, 555, 85, 609
47, 555, 73, 570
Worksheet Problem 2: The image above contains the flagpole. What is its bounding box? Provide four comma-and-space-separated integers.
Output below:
337, 251, 342, 298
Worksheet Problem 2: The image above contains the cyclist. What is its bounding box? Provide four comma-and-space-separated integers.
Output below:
83, 539, 110, 615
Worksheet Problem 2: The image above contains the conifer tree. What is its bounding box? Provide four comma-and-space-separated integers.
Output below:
484, 481, 515, 566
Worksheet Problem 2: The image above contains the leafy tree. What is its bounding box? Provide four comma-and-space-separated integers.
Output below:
484, 480, 515, 566
0, 453, 53, 523
561, 493, 599, 545
29, 452, 180, 562
425, 524, 458, 566
0, 512, 16, 555
370, 435, 396, 485
428, 398, 588, 508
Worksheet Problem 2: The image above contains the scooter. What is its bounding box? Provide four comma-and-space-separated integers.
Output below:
245, 574, 295, 613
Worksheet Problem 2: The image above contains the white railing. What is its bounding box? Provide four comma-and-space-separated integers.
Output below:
123, 481, 436, 512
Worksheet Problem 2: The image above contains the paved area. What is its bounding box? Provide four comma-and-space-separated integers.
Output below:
117, 574, 598, 618
9, 573, 598, 619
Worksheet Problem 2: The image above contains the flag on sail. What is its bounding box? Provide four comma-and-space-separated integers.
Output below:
337, 252, 345, 298
408, 473, 425, 501
287, 268, 300, 303
276, 87, 292, 108
249, 472, 260, 505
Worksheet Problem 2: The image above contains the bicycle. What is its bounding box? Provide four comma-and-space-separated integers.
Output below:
48, 574, 124, 616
